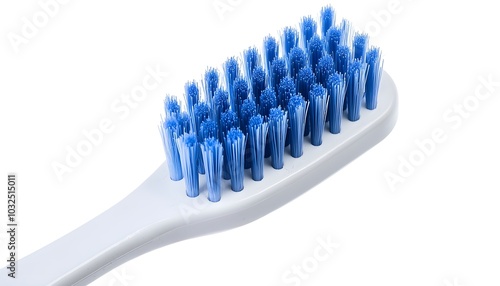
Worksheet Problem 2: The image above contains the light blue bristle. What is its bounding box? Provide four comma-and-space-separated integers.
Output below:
233, 77, 249, 119
299, 16, 317, 49
297, 66, 315, 136
353, 33, 369, 61
225, 128, 246, 192
251, 67, 266, 105
289, 47, 307, 79
204, 68, 219, 107
263, 36, 278, 74
327, 73, 347, 134
248, 115, 268, 181
365, 47, 383, 110
308, 35, 324, 74
176, 132, 199, 197
160, 117, 183, 181
320, 6, 335, 38
309, 84, 328, 146
278, 77, 296, 110
270, 58, 287, 94
268, 107, 288, 170
224, 57, 240, 103
201, 137, 223, 202
164, 95, 181, 119
193, 102, 210, 174
220, 110, 239, 180
316, 54, 335, 87
282, 27, 299, 63
325, 26, 342, 58
200, 119, 218, 140
339, 19, 352, 46
185, 81, 200, 115
213, 88, 229, 137
259, 87, 277, 117
347, 60, 368, 121
287, 95, 308, 158
177, 112, 191, 134
336, 45, 351, 76
243, 47, 261, 80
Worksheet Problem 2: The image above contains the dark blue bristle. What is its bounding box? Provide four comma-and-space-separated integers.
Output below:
240, 99, 257, 134
213, 88, 229, 136
347, 60, 368, 121
309, 84, 328, 146
200, 118, 218, 140
243, 47, 261, 80
204, 68, 219, 107
232, 77, 249, 119
224, 57, 240, 103
263, 36, 278, 74
320, 6, 335, 38
225, 128, 246, 192
308, 35, 324, 74
365, 47, 383, 110
160, 117, 183, 181
287, 95, 307, 158
259, 87, 277, 117
176, 132, 199, 197
336, 45, 351, 76
270, 58, 287, 94
325, 27, 342, 57
177, 112, 191, 134
164, 95, 181, 118
278, 77, 296, 110
248, 115, 268, 181
185, 81, 200, 114
289, 47, 307, 80
268, 107, 288, 170
201, 137, 223, 202
316, 54, 335, 87
327, 72, 347, 134
297, 66, 315, 136
300, 16, 317, 49
251, 67, 266, 105
353, 33, 369, 61
193, 102, 210, 174
282, 27, 299, 62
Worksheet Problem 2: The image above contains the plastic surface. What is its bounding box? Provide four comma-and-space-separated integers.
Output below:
0, 71, 398, 286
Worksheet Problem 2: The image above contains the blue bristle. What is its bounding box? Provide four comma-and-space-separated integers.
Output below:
297, 67, 315, 136
176, 132, 199, 197
251, 67, 266, 105
200, 118, 218, 140
225, 128, 246, 192
220, 110, 239, 180
233, 77, 249, 118
278, 77, 296, 110
270, 58, 288, 94
289, 47, 307, 79
353, 33, 369, 61
347, 60, 368, 121
325, 26, 342, 57
327, 73, 347, 134
320, 6, 335, 38
213, 88, 230, 135
193, 102, 210, 174
287, 95, 308, 158
336, 45, 351, 76
263, 36, 278, 74
316, 54, 335, 87
309, 84, 328, 146
365, 47, 383, 110
282, 27, 299, 62
268, 107, 288, 170
224, 57, 240, 103
201, 137, 223, 202
160, 117, 183, 181
164, 95, 181, 118
299, 16, 317, 49
308, 35, 324, 74
185, 81, 200, 114
339, 19, 352, 46
259, 87, 277, 117
240, 99, 257, 134
243, 47, 261, 80
178, 112, 191, 134
248, 115, 268, 181
204, 68, 219, 107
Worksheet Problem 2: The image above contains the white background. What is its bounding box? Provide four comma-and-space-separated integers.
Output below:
1, 0, 499, 285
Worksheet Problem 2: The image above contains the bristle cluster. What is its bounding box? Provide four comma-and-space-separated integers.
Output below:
159, 5, 384, 202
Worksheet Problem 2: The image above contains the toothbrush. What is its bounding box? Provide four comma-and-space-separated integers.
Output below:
1, 6, 398, 285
